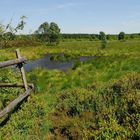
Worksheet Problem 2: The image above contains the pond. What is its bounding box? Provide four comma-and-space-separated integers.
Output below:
24, 53, 95, 71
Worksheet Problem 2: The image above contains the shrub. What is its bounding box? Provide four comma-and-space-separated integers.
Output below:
48, 74, 140, 139
118, 32, 125, 40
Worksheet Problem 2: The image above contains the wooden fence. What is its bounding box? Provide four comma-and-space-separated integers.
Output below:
0, 49, 34, 119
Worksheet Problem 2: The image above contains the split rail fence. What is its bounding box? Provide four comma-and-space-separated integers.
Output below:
0, 49, 34, 119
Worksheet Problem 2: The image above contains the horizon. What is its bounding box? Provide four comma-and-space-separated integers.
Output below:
0, 0, 140, 34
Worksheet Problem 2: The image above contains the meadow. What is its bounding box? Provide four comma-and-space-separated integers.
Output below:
0, 39, 140, 139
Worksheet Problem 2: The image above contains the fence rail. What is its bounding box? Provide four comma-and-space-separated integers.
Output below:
0, 49, 34, 119
0, 83, 34, 88
0, 57, 27, 68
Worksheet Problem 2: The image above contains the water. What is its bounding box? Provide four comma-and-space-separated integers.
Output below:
24, 53, 95, 71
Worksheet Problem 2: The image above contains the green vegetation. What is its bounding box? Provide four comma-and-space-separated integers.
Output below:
0, 16, 27, 48
1, 17, 140, 50
49, 74, 140, 139
0, 39, 140, 139
99, 31, 107, 49
35, 22, 60, 45
118, 32, 126, 40
0, 18, 61, 48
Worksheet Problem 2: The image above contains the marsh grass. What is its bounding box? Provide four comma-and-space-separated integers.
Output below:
0, 40, 140, 139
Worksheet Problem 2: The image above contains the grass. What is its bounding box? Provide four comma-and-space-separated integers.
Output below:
1, 39, 139, 60
0, 40, 100, 60
0, 39, 140, 139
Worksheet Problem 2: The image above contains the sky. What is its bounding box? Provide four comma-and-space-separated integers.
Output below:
0, 0, 140, 34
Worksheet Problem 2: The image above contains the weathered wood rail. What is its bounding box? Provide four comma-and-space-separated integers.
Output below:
0, 57, 27, 68
0, 49, 34, 119
0, 83, 34, 88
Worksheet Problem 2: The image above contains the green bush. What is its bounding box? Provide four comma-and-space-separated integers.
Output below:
49, 74, 140, 139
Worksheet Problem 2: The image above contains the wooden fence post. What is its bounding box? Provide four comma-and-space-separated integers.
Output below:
15, 49, 28, 91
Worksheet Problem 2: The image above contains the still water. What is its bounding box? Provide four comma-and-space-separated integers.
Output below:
24, 54, 95, 71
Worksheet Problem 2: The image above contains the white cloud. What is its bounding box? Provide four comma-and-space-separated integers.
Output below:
57, 3, 78, 9
17, 2, 82, 13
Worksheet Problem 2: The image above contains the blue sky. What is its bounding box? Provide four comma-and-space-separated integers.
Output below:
0, 0, 140, 34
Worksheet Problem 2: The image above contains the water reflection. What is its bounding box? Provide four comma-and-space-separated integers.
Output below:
24, 54, 95, 71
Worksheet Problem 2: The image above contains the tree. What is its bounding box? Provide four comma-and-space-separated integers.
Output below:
90, 34, 96, 40
101, 39, 107, 49
49, 22, 60, 44
118, 32, 125, 40
38, 22, 49, 34
15, 16, 27, 32
96, 32, 107, 56
130, 34, 135, 39
99, 31, 106, 40
0, 16, 27, 48
99, 32, 107, 49
37, 22, 49, 42
0, 24, 4, 41
0, 24, 4, 34
36, 22, 60, 45
106, 34, 110, 40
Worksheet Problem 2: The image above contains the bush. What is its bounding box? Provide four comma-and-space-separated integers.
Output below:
118, 32, 125, 40
48, 74, 140, 139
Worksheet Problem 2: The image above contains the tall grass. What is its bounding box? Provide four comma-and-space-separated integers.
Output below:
0, 40, 140, 139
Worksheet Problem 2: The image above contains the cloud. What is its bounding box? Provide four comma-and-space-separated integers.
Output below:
56, 3, 78, 9
17, 2, 82, 13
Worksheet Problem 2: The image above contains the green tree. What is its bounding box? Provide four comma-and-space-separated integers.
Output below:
36, 22, 60, 45
0, 24, 4, 41
15, 16, 27, 32
0, 16, 27, 48
37, 22, 49, 42
99, 32, 107, 49
49, 22, 60, 44
130, 34, 135, 39
96, 32, 107, 56
101, 39, 107, 49
118, 32, 125, 40
99, 31, 106, 40
0, 24, 4, 34
38, 22, 49, 34
106, 34, 110, 40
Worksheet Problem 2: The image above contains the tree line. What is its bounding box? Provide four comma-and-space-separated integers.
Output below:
61, 32, 140, 40
0, 16, 140, 48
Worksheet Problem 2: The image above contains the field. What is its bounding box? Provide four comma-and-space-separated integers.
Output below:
0, 40, 140, 139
